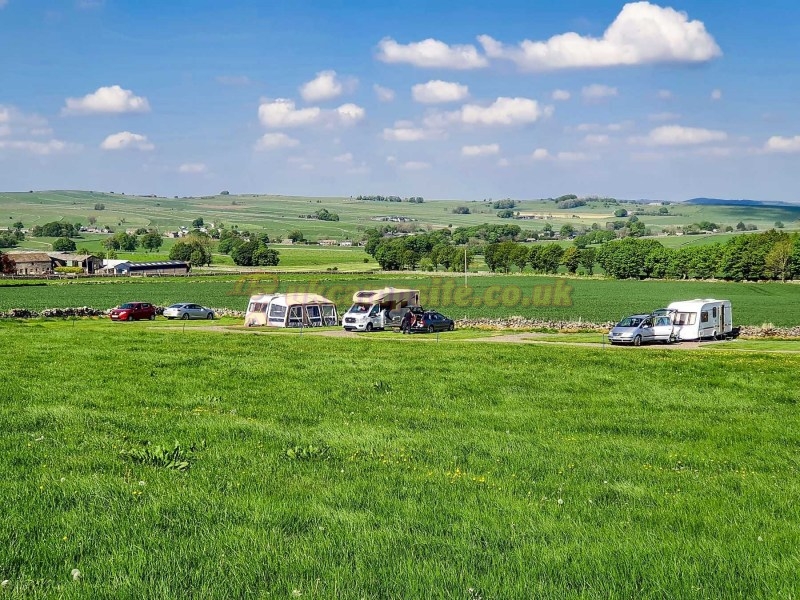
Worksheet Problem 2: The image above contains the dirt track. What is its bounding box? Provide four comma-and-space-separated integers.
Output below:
148, 324, 799, 352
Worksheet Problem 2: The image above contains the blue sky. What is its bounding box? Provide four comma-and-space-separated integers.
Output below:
1, 0, 799, 201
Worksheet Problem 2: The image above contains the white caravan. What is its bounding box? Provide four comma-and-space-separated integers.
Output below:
342, 288, 420, 332
245, 293, 338, 328
667, 299, 732, 341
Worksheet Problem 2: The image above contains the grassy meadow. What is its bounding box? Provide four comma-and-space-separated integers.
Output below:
1, 273, 798, 326
1, 320, 798, 598
3, 191, 799, 245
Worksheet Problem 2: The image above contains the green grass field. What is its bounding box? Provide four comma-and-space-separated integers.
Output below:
2, 273, 798, 326
1, 320, 798, 597
3, 191, 799, 244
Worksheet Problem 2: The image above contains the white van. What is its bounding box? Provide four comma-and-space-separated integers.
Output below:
342, 288, 420, 332
667, 299, 732, 341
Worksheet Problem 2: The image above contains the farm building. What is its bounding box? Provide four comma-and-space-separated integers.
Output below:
99, 260, 190, 276
318, 239, 338, 246
49, 253, 103, 274
245, 293, 338, 327
4, 251, 53, 275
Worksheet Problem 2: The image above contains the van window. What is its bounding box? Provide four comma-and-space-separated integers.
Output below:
712, 307, 717, 318
701, 311, 709, 323
674, 312, 696, 326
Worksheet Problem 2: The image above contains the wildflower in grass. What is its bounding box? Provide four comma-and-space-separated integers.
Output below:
71, 568, 81, 581
1, 580, 9, 589
291, 589, 302, 597
557, 498, 564, 505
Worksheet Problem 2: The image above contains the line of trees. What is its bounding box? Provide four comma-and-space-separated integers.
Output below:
596, 231, 800, 281
356, 195, 424, 203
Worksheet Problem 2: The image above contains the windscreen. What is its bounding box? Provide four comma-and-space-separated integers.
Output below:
617, 317, 642, 327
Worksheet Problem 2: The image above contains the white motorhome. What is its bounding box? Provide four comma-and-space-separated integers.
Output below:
342, 287, 420, 332
667, 299, 732, 341
245, 293, 338, 328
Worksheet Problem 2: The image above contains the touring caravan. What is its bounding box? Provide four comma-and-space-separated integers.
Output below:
245, 293, 338, 328
342, 287, 420, 332
667, 299, 732, 341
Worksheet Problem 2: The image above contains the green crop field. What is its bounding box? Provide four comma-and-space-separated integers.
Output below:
1, 273, 798, 326
1, 320, 798, 597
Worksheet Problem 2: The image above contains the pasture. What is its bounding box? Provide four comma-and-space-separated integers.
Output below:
1, 273, 798, 326
1, 320, 798, 598
2, 191, 799, 244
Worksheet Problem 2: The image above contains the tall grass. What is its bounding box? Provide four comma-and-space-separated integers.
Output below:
0, 321, 798, 597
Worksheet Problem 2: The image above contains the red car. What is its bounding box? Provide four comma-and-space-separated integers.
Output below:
110, 302, 156, 321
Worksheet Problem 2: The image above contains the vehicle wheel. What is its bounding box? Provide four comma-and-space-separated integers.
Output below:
633, 335, 642, 347
448, 323, 455, 331
182, 313, 190, 320
428, 325, 435, 333
207, 313, 214, 320
167, 317, 173, 320
149, 314, 155, 321
366, 323, 373, 332
126, 314, 132, 322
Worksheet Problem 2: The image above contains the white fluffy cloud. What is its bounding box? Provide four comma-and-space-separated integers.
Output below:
100, 131, 154, 151
551, 89, 571, 101
711, 89, 723, 101
254, 132, 300, 150
531, 148, 551, 160
63, 85, 150, 115
178, 163, 207, 174
335, 103, 365, 124
461, 143, 500, 157
300, 70, 349, 102
382, 125, 439, 142
635, 125, 727, 146
477, 1, 721, 71
763, 135, 800, 153
0, 0, 9, 7
412, 80, 469, 104
377, 37, 488, 69
373, 84, 396, 102
582, 84, 618, 100
257, 99, 364, 128
0, 139, 75, 155
458, 97, 551, 126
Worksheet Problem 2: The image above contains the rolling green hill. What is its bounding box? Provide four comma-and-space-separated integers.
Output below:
2, 191, 798, 245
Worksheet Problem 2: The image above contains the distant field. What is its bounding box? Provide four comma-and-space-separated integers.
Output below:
2, 191, 799, 244
1, 321, 798, 597
1, 273, 798, 326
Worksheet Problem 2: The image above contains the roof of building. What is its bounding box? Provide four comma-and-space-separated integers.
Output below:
49, 252, 99, 261
128, 261, 190, 270
4, 251, 52, 263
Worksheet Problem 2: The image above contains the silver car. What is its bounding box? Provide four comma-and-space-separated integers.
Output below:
163, 303, 215, 320
609, 314, 675, 346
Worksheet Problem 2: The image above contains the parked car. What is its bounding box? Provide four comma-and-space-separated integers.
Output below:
110, 302, 156, 321
408, 311, 455, 333
608, 314, 675, 346
163, 303, 215, 320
